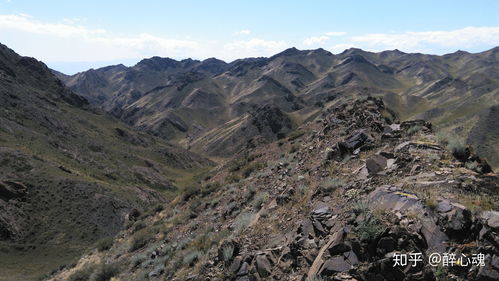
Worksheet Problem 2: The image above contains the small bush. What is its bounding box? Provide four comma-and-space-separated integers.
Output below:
95, 236, 114, 252
252, 192, 269, 210
183, 250, 203, 266
131, 220, 146, 233
465, 161, 482, 173
226, 173, 241, 183
233, 212, 253, 234
407, 125, 422, 135
297, 184, 308, 195
129, 229, 153, 252
242, 162, 266, 178
69, 264, 96, 281
357, 216, 384, 241
89, 263, 120, 281
425, 195, 438, 210
447, 138, 466, 155
244, 185, 256, 201
182, 185, 200, 201
318, 178, 345, 193
222, 243, 234, 263
131, 253, 148, 268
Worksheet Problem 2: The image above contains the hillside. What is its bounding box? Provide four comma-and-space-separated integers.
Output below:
57, 47, 499, 168
0, 43, 213, 280
48, 97, 499, 281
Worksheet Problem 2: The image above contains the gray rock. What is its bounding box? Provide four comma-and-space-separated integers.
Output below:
255, 254, 272, 277
366, 155, 388, 174
229, 256, 243, 273
237, 261, 249, 276
482, 211, 499, 230
321, 256, 351, 275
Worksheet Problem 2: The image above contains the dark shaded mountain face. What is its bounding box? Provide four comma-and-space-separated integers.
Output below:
59, 47, 499, 168
0, 43, 213, 280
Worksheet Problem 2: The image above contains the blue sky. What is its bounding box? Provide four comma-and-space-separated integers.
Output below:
1, 0, 498, 74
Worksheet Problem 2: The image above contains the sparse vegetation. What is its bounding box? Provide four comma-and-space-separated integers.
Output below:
89, 263, 120, 281
69, 264, 96, 281
233, 212, 253, 234
95, 236, 114, 252
287, 129, 305, 141
317, 177, 346, 194
252, 192, 269, 210
129, 229, 154, 252
465, 161, 482, 173
406, 125, 422, 135
222, 243, 235, 263
183, 250, 203, 266
131, 253, 147, 268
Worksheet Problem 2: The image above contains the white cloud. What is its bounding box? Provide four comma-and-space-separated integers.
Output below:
350, 26, 499, 52
303, 36, 329, 46
224, 38, 287, 58
303, 31, 346, 46
234, 29, 251, 35
325, 31, 346, 36
0, 14, 200, 63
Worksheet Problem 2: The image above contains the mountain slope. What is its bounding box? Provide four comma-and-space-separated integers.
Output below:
48, 97, 499, 281
0, 43, 213, 280
60, 47, 499, 168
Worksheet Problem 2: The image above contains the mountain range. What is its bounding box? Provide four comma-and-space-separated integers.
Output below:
55, 47, 499, 168
0, 42, 497, 281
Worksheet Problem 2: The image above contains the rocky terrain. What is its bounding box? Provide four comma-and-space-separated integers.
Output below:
56, 47, 499, 168
0, 41, 497, 281
0, 43, 213, 280
48, 97, 498, 281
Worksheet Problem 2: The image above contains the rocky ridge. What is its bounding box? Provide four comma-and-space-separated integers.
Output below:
49, 97, 498, 281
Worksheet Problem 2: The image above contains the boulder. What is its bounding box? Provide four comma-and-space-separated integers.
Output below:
320, 256, 351, 275
482, 211, 499, 231
366, 155, 388, 174
344, 131, 370, 150
440, 203, 472, 239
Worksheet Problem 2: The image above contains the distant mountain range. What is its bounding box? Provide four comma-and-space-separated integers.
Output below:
1, 42, 498, 281
55, 47, 499, 168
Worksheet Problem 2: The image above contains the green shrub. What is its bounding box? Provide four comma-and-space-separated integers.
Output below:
131, 220, 146, 233
233, 212, 253, 234
129, 229, 153, 252
222, 243, 234, 263
447, 138, 466, 154
95, 236, 114, 252
252, 192, 269, 210
318, 178, 346, 193
131, 253, 148, 268
465, 161, 482, 173
407, 125, 422, 135
69, 264, 96, 281
244, 185, 256, 201
242, 162, 266, 178
297, 184, 308, 195
357, 216, 384, 241
89, 263, 120, 281
183, 250, 203, 266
